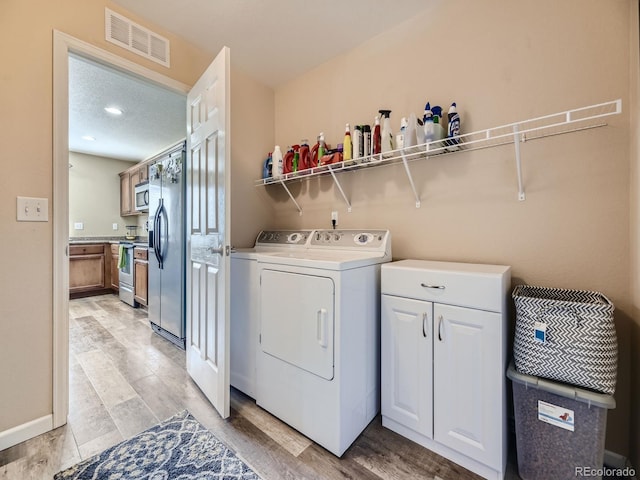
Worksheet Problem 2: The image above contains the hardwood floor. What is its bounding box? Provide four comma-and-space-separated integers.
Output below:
0, 294, 520, 479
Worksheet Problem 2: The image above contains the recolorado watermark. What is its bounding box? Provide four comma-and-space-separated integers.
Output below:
575, 466, 636, 477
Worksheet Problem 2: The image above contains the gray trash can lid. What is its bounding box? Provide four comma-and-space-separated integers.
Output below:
507, 361, 616, 409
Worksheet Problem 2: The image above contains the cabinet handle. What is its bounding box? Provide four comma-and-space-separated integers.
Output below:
438, 315, 444, 341
422, 312, 428, 338
421, 283, 445, 290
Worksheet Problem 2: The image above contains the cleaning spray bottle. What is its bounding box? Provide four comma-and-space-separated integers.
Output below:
404, 113, 418, 151
343, 124, 352, 161
446, 102, 460, 152
423, 102, 435, 147
372, 115, 381, 156
379, 110, 393, 157
272, 145, 283, 178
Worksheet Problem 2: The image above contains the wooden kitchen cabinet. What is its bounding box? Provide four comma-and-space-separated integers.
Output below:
69, 244, 111, 298
134, 247, 148, 306
110, 243, 119, 291
119, 162, 149, 217
119, 171, 134, 216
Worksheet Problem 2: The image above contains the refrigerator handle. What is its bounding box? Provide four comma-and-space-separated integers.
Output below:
159, 203, 169, 266
153, 199, 163, 269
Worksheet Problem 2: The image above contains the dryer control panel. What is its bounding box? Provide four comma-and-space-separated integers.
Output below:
310, 229, 389, 249
256, 230, 312, 246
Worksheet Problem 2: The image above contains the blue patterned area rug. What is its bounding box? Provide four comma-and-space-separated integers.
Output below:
54, 410, 261, 479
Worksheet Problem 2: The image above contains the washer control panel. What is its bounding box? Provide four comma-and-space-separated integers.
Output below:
256, 230, 312, 246
310, 229, 389, 249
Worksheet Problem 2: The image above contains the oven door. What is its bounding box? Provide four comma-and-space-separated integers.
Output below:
118, 243, 137, 307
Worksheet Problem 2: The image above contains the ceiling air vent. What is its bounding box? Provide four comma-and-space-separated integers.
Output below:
105, 8, 170, 67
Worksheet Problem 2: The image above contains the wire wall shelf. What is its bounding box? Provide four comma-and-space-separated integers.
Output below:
255, 99, 622, 214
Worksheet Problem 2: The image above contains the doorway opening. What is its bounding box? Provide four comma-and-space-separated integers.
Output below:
53, 30, 189, 431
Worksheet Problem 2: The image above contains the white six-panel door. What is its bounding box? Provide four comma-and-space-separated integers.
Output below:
185, 46, 231, 418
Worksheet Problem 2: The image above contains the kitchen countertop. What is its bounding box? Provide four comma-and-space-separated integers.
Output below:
69, 237, 148, 247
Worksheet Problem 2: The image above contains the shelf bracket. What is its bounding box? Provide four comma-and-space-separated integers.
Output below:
513, 125, 526, 201
400, 151, 421, 208
278, 180, 303, 215
328, 168, 352, 212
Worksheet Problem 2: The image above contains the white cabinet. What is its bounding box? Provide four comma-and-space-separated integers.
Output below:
381, 295, 433, 439
381, 260, 510, 480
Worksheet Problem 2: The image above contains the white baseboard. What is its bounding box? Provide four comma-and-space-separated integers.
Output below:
0, 415, 53, 451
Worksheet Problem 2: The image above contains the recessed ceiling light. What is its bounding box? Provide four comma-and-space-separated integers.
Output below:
82, 135, 96, 141
104, 106, 123, 115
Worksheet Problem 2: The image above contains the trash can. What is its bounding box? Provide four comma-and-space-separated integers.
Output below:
507, 362, 615, 480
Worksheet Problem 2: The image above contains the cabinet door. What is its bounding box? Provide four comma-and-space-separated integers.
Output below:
381, 294, 433, 438
433, 303, 502, 468
134, 259, 148, 306
120, 172, 132, 216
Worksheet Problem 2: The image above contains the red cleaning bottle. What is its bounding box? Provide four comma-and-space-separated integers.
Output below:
299, 139, 310, 170
372, 115, 381, 155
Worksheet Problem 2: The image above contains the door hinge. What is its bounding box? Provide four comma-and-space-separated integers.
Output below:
259, 333, 261, 344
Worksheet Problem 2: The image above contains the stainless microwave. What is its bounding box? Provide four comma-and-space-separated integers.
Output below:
134, 182, 149, 212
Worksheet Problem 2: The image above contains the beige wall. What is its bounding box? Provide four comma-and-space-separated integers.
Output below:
68, 152, 137, 238
270, 0, 635, 458
229, 68, 276, 248
0, 0, 212, 433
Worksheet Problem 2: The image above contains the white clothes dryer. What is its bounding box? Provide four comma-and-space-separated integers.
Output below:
230, 230, 312, 398
256, 229, 392, 457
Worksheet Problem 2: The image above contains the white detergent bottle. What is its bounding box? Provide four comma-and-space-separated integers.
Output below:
396, 117, 407, 150
272, 145, 284, 178
404, 112, 418, 151
431, 105, 445, 144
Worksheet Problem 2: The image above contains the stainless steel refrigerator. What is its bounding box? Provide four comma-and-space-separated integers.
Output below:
148, 141, 186, 348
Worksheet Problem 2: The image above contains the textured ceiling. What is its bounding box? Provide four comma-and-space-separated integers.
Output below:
69, 54, 186, 162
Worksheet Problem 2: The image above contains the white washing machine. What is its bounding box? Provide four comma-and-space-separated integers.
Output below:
256, 229, 392, 457
230, 230, 312, 398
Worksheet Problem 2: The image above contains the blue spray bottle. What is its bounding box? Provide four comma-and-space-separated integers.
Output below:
423, 102, 435, 146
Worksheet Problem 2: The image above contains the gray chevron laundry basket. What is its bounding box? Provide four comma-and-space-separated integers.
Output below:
512, 285, 617, 395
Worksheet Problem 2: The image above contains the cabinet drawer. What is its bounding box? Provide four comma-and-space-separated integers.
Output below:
110, 243, 119, 254
381, 260, 510, 313
69, 244, 104, 256
134, 247, 148, 260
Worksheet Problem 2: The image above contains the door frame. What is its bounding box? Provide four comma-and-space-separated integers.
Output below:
52, 30, 190, 428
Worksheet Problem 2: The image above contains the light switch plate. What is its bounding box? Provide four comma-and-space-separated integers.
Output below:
112, 223, 119, 230
74, 222, 84, 230
17, 196, 48, 222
